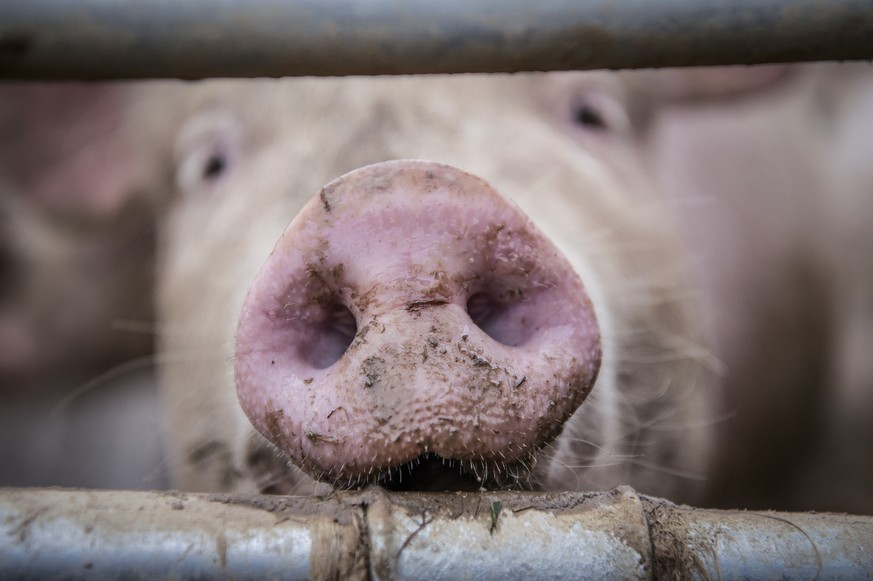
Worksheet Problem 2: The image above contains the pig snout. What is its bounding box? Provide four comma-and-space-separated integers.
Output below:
234, 160, 601, 491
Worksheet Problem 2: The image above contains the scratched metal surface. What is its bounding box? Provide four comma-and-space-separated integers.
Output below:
1, 0, 872, 79
2, 487, 872, 580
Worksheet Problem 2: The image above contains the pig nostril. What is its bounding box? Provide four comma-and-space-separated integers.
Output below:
467, 292, 531, 347
467, 292, 495, 327
295, 303, 357, 369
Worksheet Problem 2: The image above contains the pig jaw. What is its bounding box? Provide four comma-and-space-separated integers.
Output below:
235, 161, 601, 490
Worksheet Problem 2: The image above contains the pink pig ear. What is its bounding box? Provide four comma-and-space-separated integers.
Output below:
646, 64, 793, 102
0, 83, 144, 219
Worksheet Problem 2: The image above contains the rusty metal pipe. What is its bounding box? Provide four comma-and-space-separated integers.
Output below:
2, 487, 872, 579
1, 0, 872, 80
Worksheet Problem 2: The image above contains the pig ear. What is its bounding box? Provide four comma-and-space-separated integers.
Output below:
0, 83, 147, 220
643, 65, 793, 102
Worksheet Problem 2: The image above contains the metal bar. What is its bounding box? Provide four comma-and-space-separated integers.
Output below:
0, 0, 871, 80
2, 487, 872, 580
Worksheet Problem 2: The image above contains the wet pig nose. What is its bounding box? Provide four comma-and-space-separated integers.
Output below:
234, 160, 601, 487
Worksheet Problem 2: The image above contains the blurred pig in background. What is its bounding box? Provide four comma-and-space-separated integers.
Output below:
0, 84, 169, 488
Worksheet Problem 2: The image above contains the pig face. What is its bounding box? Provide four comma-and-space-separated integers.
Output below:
159, 73, 713, 502
0, 84, 162, 391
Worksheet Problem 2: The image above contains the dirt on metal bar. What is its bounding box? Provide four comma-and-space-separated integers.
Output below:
1, 486, 872, 579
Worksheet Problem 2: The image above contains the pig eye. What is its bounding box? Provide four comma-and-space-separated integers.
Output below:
175, 112, 241, 195
573, 103, 608, 131
567, 92, 630, 136
202, 150, 229, 181
176, 138, 235, 193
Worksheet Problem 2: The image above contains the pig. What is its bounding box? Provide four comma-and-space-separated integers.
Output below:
0, 84, 158, 389
156, 72, 714, 503
6, 64, 869, 511
154, 64, 873, 513
779, 66, 873, 512
0, 84, 173, 488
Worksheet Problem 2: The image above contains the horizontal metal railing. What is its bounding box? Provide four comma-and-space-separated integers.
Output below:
2, 486, 871, 580
1, 0, 872, 79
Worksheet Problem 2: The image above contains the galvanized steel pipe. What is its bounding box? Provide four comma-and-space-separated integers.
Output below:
1, 486, 872, 580
0, 0, 872, 80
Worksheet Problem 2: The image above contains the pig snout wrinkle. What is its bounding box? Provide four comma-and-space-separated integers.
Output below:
235, 160, 601, 491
